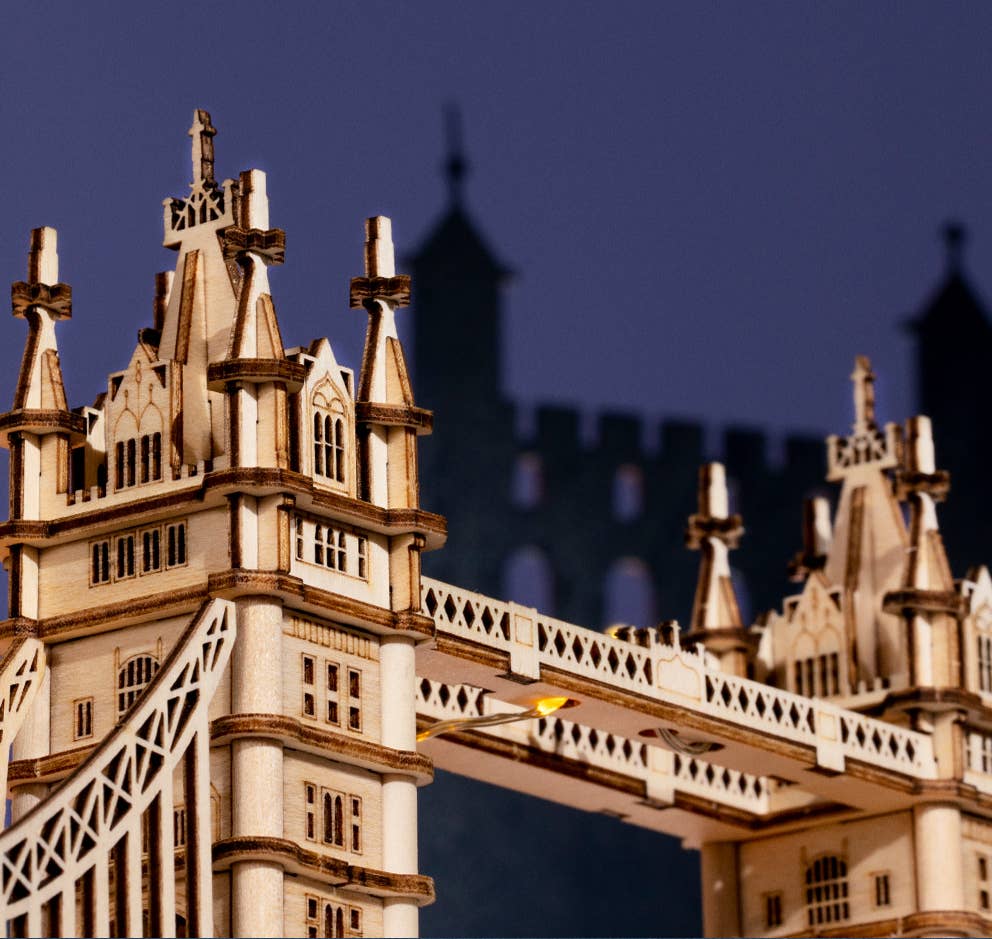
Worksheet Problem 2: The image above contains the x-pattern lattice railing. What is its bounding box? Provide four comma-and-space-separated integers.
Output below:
0, 598, 234, 937
421, 578, 937, 780
0, 637, 46, 806
416, 678, 772, 814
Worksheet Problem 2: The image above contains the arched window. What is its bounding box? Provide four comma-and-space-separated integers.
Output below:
805, 854, 849, 927
333, 419, 345, 483
502, 546, 554, 611
314, 414, 326, 477
977, 609, 992, 693
613, 464, 643, 521
312, 391, 348, 487
603, 557, 655, 629
511, 453, 543, 509
323, 792, 333, 844
336, 908, 344, 938
334, 795, 344, 846
314, 525, 324, 566
117, 653, 159, 718
324, 905, 334, 938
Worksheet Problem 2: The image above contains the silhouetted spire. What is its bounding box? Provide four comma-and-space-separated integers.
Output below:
942, 220, 966, 274
444, 104, 468, 206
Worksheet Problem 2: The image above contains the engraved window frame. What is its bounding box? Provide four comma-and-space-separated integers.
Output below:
311, 382, 350, 490
72, 696, 94, 740
870, 870, 891, 909
295, 512, 370, 582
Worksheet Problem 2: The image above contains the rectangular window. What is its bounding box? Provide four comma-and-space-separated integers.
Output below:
357, 536, 368, 580
126, 438, 136, 488
302, 655, 316, 717
151, 432, 162, 481
140, 435, 150, 484
981, 735, 992, 774
73, 698, 93, 740
296, 517, 304, 561
115, 533, 136, 580
872, 872, 891, 908
349, 907, 362, 936
91, 540, 111, 585
305, 783, 316, 841
828, 652, 840, 695
327, 662, 340, 726
173, 806, 187, 847
336, 530, 347, 572
142, 528, 162, 573
348, 668, 362, 731
305, 895, 319, 939
351, 796, 362, 853
115, 441, 125, 490
980, 854, 991, 911
980, 635, 992, 693
314, 525, 324, 566
764, 891, 782, 928
166, 521, 187, 568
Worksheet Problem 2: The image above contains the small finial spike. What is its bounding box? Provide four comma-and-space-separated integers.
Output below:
364, 217, 395, 279
906, 416, 936, 475
189, 109, 217, 186
942, 221, 966, 272
698, 463, 729, 520
851, 355, 876, 432
239, 170, 270, 230
444, 104, 468, 205
154, 271, 173, 332
28, 227, 59, 285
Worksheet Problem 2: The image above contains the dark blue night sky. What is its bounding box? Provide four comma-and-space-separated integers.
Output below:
3, 3, 992, 935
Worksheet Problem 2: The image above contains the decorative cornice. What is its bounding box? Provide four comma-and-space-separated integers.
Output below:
0, 408, 86, 445
882, 587, 966, 617
0, 466, 447, 550
354, 402, 433, 434
210, 713, 433, 785
206, 358, 305, 392
0, 571, 435, 644
212, 837, 435, 905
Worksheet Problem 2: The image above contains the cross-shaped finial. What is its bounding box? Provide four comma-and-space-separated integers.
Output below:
189, 109, 217, 186
11, 227, 72, 320
685, 462, 743, 550
851, 355, 876, 434
349, 216, 411, 309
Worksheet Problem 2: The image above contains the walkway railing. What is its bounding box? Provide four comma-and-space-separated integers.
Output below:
421, 578, 936, 780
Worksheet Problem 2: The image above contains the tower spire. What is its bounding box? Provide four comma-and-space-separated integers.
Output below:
942, 220, 966, 274
683, 463, 750, 675
189, 108, 217, 186
443, 104, 468, 206
851, 354, 877, 435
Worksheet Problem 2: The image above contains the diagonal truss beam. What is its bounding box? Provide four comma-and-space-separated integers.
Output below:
0, 598, 235, 934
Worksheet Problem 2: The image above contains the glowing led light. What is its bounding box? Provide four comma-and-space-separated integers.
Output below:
417, 696, 575, 742
534, 696, 569, 717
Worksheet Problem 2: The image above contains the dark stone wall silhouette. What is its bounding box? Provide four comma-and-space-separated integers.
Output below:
410, 153, 988, 938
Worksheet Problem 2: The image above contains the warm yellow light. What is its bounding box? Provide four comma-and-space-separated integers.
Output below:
417, 696, 575, 743
534, 696, 569, 717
